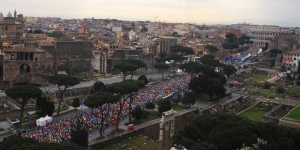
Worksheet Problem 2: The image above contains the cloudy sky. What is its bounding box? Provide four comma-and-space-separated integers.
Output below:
1, 0, 299, 26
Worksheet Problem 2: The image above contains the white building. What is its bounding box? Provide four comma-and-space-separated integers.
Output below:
282, 49, 300, 71
248, 25, 280, 48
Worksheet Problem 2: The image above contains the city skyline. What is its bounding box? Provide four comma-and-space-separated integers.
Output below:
1, 0, 300, 27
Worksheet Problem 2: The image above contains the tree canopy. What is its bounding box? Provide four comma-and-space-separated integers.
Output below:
47, 74, 80, 116
238, 35, 250, 45
84, 92, 119, 137
154, 63, 170, 79
225, 33, 237, 42
92, 81, 105, 92
223, 64, 237, 78
114, 59, 146, 80
70, 122, 88, 147
200, 55, 224, 67
6, 85, 42, 128
36, 97, 55, 117
180, 62, 207, 78
204, 45, 219, 52
173, 113, 300, 150
138, 75, 149, 85
222, 42, 239, 50
158, 99, 172, 113
269, 49, 282, 57
170, 45, 194, 55
0, 135, 84, 150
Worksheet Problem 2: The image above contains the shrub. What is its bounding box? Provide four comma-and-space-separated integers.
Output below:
276, 86, 285, 94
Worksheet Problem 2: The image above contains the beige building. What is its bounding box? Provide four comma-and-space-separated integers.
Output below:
26, 16, 37, 23
248, 25, 280, 48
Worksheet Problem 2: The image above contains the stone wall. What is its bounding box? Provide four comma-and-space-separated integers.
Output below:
90, 109, 198, 149
42, 42, 94, 74
278, 119, 300, 129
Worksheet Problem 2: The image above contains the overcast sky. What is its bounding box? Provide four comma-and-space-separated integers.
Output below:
1, 0, 299, 26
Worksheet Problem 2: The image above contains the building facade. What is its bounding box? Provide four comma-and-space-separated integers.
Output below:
248, 25, 280, 48
282, 49, 300, 71
0, 10, 24, 44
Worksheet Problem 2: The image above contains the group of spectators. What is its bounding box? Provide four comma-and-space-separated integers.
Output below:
21, 75, 190, 143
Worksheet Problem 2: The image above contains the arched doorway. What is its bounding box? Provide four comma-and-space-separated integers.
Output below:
19, 64, 30, 74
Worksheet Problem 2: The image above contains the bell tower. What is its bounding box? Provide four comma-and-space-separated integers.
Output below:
14, 9, 17, 18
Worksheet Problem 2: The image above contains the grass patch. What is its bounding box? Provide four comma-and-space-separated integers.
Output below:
250, 76, 269, 83
239, 102, 268, 122
171, 104, 187, 111
101, 135, 159, 150
131, 111, 161, 125
54, 107, 68, 113
58, 109, 77, 116
287, 106, 300, 120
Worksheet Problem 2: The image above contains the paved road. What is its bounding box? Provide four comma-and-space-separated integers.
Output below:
39, 73, 171, 93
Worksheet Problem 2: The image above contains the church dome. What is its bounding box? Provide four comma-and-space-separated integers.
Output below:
7, 11, 12, 17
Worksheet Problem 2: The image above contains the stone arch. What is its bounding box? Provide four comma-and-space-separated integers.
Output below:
19, 64, 30, 74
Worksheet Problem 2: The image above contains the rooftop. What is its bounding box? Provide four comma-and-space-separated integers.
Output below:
284, 49, 300, 55
3, 47, 46, 53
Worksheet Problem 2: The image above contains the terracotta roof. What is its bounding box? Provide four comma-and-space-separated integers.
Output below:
3, 47, 46, 53
284, 49, 300, 55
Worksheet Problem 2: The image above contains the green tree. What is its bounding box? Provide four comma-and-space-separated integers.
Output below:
276, 86, 285, 94
145, 102, 155, 110
47, 74, 80, 116
92, 81, 105, 92
154, 63, 170, 79
36, 97, 55, 117
269, 49, 282, 57
85, 92, 119, 137
5, 85, 42, 128
200, 55, 224, 67
222, 42, 239, 57
189, 75, 212, 96
72, 97, 80, 109
70, 122, 88, 147
122, 80, 145, 123
158, 99, 172, 113
173, 113, 300, 150
238, 35, 250, 45
106, 81, 140, 130
133, 105, 143, 121
180, 61, 207, 78
138, 75, 149, 85
159, 52, 168, 62
270, 58, 275, 68
0, 136, 84, 150
170, 45, 194, 55
263, 82, 271, 89
165, 54, 184, 76
172, 94, 182, 105
223, 64, 237, 78
171, 32, 178, 36
207, 83, 226, 101
225, 33, 237, 42
122, 59, 146, 79
181, 92, 196, 108
204, 45, 219, 53
114, 62, 138, 80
